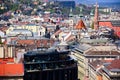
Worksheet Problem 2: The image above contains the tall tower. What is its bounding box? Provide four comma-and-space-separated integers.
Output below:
79, 7, 83, 17
94, 2, 99, 30
69, 7, 73, 17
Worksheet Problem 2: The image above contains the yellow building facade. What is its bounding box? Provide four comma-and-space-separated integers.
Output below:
6, 24, 45, 36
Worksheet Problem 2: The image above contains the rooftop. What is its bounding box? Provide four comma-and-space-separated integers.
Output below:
106, 59, 120, 72
85, 51, 120, 55
99, 20, 120, 37
90, 59, 113, 70
0, 63, 24, 76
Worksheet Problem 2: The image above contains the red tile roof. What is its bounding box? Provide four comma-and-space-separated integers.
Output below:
17, 40, 34, 45
90, 60, 103, 69
0, 58, 14, 64
90, 59, 113, 70
16, 39, 54, 48
86, 51, 120, 55
0, 63, 24, 76
99, 21, 120, 38
106, 59, 120, 70
75, 20, 86, 30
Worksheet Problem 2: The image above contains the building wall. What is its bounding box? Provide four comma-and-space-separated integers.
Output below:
99, 8, 112, 13
6, 25, 45, 36
88, 65, 103, 80
102, 73, 110, 80
8, 46, 14, 58
73, 46, 119, 80
6, 26, 14, 34
38, 26, 46, 36
0, 46, 4, 58
71, 51, 85, 80
25, 25, 39, 33
24, 50, 78, 80
0, 45, 14, 58
88, 66, 96, 80
0, 31, 5, 37
59, 32, 65, 41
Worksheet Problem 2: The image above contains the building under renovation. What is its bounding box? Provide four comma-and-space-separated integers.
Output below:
24, 48, 78, 80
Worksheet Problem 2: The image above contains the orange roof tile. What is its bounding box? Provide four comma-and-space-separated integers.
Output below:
99, 21, 120, 38
17, 40, 34, 45
75, 20, 86, 30
0, 58, 14, 64
0, 63, 24, 76
16, 39, 54, 48
103, 59, 113, 63
99, 21, 113, 28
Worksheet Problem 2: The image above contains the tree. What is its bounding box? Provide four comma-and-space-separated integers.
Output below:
91, 21, 94, 29
0, 36, 2, 44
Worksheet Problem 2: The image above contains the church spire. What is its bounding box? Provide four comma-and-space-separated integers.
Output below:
94, 2, 99, 30
79, 7, 83, 17
69, 7, 73, 17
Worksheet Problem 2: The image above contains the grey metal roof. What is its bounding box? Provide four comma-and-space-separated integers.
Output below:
7, 29, 33, 37
80, 38, 108, 43
74, 43, 92, 53
111, 20, 120, 26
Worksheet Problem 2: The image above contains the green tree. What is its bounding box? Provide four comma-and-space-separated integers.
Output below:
0, 36, 2, 44
91, 21, 94, 29
11, 4, 19, 11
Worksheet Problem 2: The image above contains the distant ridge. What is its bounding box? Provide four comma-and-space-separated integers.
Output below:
77, 1, 120, 10
99, 2, 120, 9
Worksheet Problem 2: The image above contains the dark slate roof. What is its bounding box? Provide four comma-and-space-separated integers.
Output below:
74, 44, 92, 53
111, 20, 120, 27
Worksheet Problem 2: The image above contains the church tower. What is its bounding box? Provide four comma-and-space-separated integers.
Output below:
94, 2, 99, 30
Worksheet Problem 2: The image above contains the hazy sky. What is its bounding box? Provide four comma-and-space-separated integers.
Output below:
59, 0, 120, 3
78, 0, 120, 2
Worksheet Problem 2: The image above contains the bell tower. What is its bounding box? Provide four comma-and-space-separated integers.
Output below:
94, 2, 99, 30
